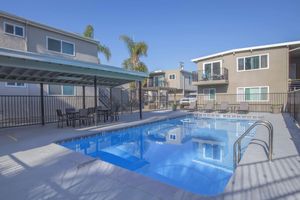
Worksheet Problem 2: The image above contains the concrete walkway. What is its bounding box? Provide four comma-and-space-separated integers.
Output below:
0, 111, 299, 200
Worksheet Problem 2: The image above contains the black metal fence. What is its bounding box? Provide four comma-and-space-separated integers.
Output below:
287, 90, 300, 124
0, 91, 299, 128
196, 93, 288, 113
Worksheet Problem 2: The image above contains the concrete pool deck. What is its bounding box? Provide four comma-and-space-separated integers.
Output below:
0, 111, 299, 199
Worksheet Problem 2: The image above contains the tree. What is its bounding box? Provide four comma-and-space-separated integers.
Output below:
83, 25, 111, 62
119, 35, 148, 73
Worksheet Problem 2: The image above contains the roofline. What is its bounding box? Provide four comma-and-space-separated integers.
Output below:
0, 47, 148, 79
0, 10, 99, 45
191, 40, 300, 63
149, 69, 193, 75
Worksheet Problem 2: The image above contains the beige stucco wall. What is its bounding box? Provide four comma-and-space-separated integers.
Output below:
164, 69, 197, 92
0, 17, 26, 51
0, 16, 99, 64
195, 47, 289, 94
27, 26, 99, 63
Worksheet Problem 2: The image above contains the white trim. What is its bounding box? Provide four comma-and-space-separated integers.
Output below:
236, 53, 269, 72
5, 82, 27, 88
191, 40, 300, 62
46, 36, 75, 56
236, 86, 269, 102
168, 74, 176, 80
203, 143, 223, 162
3, 22, 25, 38
47, 84, 76, 96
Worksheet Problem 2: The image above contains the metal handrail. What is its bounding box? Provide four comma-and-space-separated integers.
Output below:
233, 120, 273, 168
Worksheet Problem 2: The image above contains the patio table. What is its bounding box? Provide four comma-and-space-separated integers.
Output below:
96, 108, 111, 123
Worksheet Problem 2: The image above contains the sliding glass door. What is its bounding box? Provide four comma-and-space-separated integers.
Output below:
203, 61, 221, 80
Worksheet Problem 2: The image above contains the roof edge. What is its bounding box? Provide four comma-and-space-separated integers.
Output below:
191, 40, 300, 63
0, 10, 99, 45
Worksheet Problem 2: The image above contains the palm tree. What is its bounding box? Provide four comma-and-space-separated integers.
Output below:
119, 35, 148, 73
83, 25, 111, 62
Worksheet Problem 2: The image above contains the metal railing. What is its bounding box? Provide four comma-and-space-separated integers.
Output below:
287, 89, 300, 124
192, 68, 228, 82
233, 120, 273, 168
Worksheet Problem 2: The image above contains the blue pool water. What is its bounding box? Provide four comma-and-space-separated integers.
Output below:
60, 115, 256, 196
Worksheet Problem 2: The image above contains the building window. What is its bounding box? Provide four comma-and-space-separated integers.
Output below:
47, 37, 75, 56
203, 143, 222, 161
203, 60, 222, 80
237, 54, 269, 71
4, 22, 24, 37
237, 86, 269, 102
169, 74, 176, 80
169, 134, 176, 140
5, 82, 26, 88
203, 88, 216, 100
48, 85, 75, 96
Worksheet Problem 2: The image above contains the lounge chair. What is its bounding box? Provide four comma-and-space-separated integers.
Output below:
236, 102, 249, 113
218, 102, 229, 113
203, 102, 214, 112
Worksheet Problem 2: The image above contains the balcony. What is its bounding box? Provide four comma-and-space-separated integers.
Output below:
289, 79, 300, 91
192, 68, 229, 86
146, 79, 169, 88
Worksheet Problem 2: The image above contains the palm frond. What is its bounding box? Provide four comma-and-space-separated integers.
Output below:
120, 35, 134, 54
98, 44, 111, 61
134, 42, 148, 57
122, 58, 133, 70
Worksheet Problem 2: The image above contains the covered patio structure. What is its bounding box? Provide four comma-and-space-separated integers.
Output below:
0, 48, 148, 127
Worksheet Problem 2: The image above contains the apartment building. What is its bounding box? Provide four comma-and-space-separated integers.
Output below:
191, 41, 300, 102
0, 11, 102, 97
0, 11, 147, 127
145, 68, 197, 96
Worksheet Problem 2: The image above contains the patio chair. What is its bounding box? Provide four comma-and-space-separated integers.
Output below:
110, 105, 120, 122
236, 102, 249, 114
87, 107, 95, 123
218, 102, 229, 113
78, 109, 91, 126
65, 108, 77, 127
203, 102, 215, 112
56, 109, 66, 128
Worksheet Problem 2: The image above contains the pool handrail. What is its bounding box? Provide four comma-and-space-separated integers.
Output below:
233, 120, 273, 168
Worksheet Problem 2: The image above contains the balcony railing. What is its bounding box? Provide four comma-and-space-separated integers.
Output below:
192, 68, 228, 85
289, 79, 300, 91
147, 79, 169, 87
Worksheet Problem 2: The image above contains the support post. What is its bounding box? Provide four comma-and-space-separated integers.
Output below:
40, 83, 45, 125
138, 81, 142, 119
110, 87, 113, 109
120, 89, 123, 114
94, 76, 97, 108
82, 85, 86, 109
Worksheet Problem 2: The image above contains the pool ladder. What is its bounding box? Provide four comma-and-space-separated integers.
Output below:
233, 120, 273, 168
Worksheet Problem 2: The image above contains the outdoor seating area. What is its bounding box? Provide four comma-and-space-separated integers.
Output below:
56, 106, 120, 128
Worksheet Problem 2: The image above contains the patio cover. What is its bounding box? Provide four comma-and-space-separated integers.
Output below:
0, 47, 148, 86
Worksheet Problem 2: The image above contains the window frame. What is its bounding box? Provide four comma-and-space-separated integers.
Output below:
47, 85, 76, 96
203, 88, 216, 101
46, 36, 75, 56
3, 22, 25, 38
236, 86, 269, 102
202, 60, 223, 75
169, 74, 176, 80
202, 143, 223, 162
236, 53, 269, 72
5, 82, 27, 88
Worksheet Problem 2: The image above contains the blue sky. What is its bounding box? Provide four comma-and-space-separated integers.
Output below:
2, 0, 300, 71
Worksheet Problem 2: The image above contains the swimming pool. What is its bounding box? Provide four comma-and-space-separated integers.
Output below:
59, 115, 256, 196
